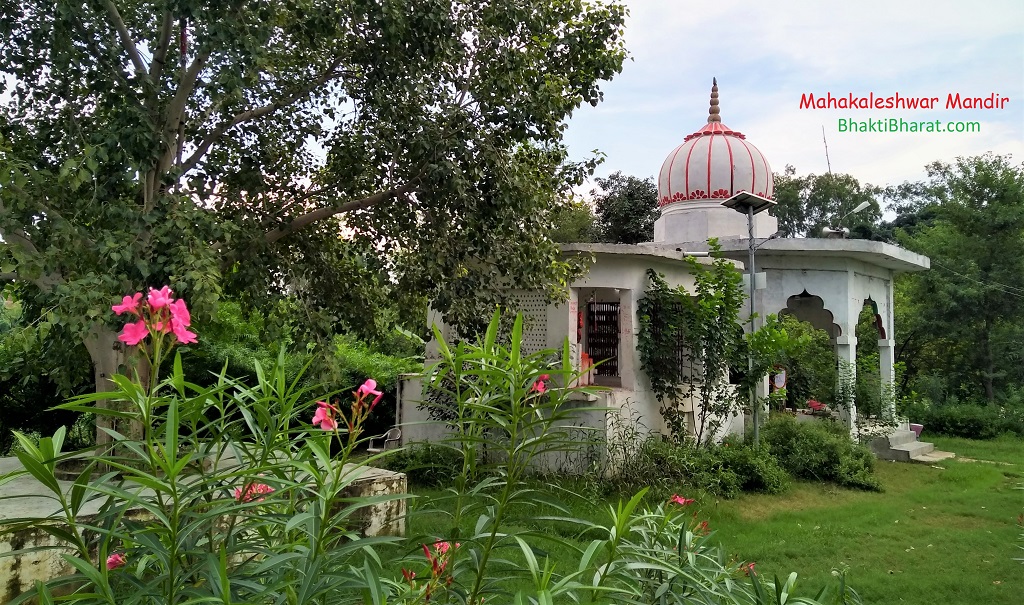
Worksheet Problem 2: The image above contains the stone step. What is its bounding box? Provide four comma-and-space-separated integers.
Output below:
888, 441, 935, 462
887, 430, 919, 447
911, 450, 956, 464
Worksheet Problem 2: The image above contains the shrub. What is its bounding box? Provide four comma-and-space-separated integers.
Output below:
903, 400, 1024, 440
762, 415, 881, 491
643, 438, 743, 499
602, 435, 788, 500
718, 437, 789, 494
1, 299, 861, 605
379, 442, 462, 487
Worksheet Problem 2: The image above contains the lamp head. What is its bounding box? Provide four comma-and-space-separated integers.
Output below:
851, 201, 871, 214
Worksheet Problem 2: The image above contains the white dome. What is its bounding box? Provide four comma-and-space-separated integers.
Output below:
657, 80, 773, 209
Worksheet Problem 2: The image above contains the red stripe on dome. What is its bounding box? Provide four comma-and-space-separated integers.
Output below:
683, 138, 701, 198
758, 145, 771, 197
724, 135, 735, 195
738, 139, 756, 193
706, 133, 715, 197
665, 143, 685, 199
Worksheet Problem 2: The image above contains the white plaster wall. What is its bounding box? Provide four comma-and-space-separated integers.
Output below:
404, 250, 751, 449
654, 202, 779, 244
397, 375, 449, 445
756, 254, 896, 339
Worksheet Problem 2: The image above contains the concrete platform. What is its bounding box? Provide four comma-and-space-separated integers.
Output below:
868, 430, 954, 464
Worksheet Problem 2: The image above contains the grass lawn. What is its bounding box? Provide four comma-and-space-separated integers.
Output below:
704, 458, 1021, 605
401, 438, 1023, 604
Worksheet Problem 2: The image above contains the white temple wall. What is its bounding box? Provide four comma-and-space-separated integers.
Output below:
654, 201, 779, 244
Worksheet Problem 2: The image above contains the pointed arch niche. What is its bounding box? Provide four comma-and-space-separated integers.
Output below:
778, 290, 842, 340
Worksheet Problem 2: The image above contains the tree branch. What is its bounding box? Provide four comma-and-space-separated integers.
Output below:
149, 10, 174, 82
103, 0, 149, 78
180, 57, 346, 174
263, 180, 419, 246
0, 227, 39, 256
1, 272, 17, 282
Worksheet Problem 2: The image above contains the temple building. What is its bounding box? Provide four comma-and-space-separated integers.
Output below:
399, 80, 930, 448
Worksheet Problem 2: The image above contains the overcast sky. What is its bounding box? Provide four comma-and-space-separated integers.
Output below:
563, 0, 1024, 192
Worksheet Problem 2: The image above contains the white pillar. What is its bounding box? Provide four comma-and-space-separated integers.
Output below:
835, 334, 857, 432
618, 293, 635, 391
878, 338, 896, 419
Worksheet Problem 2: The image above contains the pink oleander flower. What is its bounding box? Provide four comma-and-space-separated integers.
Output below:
118, 319, 150, 346
357, 378, 384, 409
744, 561, 756, 576
112, 293, 143, 316
169, 299, 190, 325
168, 298, 196, 344
312, 401, 338, 431
670, 494, 695, 507
423, 541, 459, 576
539, 374, 550, 381
530, 380, 546, 394
114, 287, 199, 346
147, 285, 174, 309
106, 553, 126, 570
234, 482, 274, 503
171, 318, 198, 344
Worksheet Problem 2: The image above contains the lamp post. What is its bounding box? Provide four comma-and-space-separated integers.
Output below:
822, 200, 871, 238
721, 192, 776, 448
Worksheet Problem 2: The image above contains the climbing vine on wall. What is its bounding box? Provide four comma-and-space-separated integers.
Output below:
637, 241, 746, 444
637, 241, 795, 445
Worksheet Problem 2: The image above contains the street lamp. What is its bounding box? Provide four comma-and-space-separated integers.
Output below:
822, 201, 871, 238
721, 191, 776, 448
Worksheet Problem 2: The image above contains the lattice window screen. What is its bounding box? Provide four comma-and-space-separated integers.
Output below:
512, 291, 548, 355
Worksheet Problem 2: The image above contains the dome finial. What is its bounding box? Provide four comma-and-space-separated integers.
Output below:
708, 77, 721, 123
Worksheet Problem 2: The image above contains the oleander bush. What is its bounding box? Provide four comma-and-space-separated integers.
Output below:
0, 293, 862, 604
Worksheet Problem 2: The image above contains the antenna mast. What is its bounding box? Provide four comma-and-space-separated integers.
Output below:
822, 125, 833, 176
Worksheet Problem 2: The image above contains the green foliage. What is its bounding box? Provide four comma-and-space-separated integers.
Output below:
597, 412, 788, 500
549, 195, 602, 243
615, 438, 790, 500
1, 308, 859, 605
0, 0, 629, 397
0, 294, 92, 453
591, 171, 660, 244
379, 442, 463, 488
718, 437, 791, 494
901, 400, 1024, 440
637, 241, 746, 443
638, 242, 795, 445
324, 335, 420, 393
889, 153, 1024, 404
775, 315, 838, 408
772, 166, 883, 238
761, 416, 881, 491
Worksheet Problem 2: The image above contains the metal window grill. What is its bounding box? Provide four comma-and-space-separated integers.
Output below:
647, 300, 693, 382
586, 302, 620, 376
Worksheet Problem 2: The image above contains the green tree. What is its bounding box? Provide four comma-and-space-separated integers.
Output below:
549, 195, 601, 243
775, 315, 837, 409
893, 153, 1024, 403
592, 171, 660, 244
772, 166, 883, 238
0, 0, 627, 441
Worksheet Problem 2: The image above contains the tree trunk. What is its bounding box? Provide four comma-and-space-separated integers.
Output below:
83, 325, 147, 448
